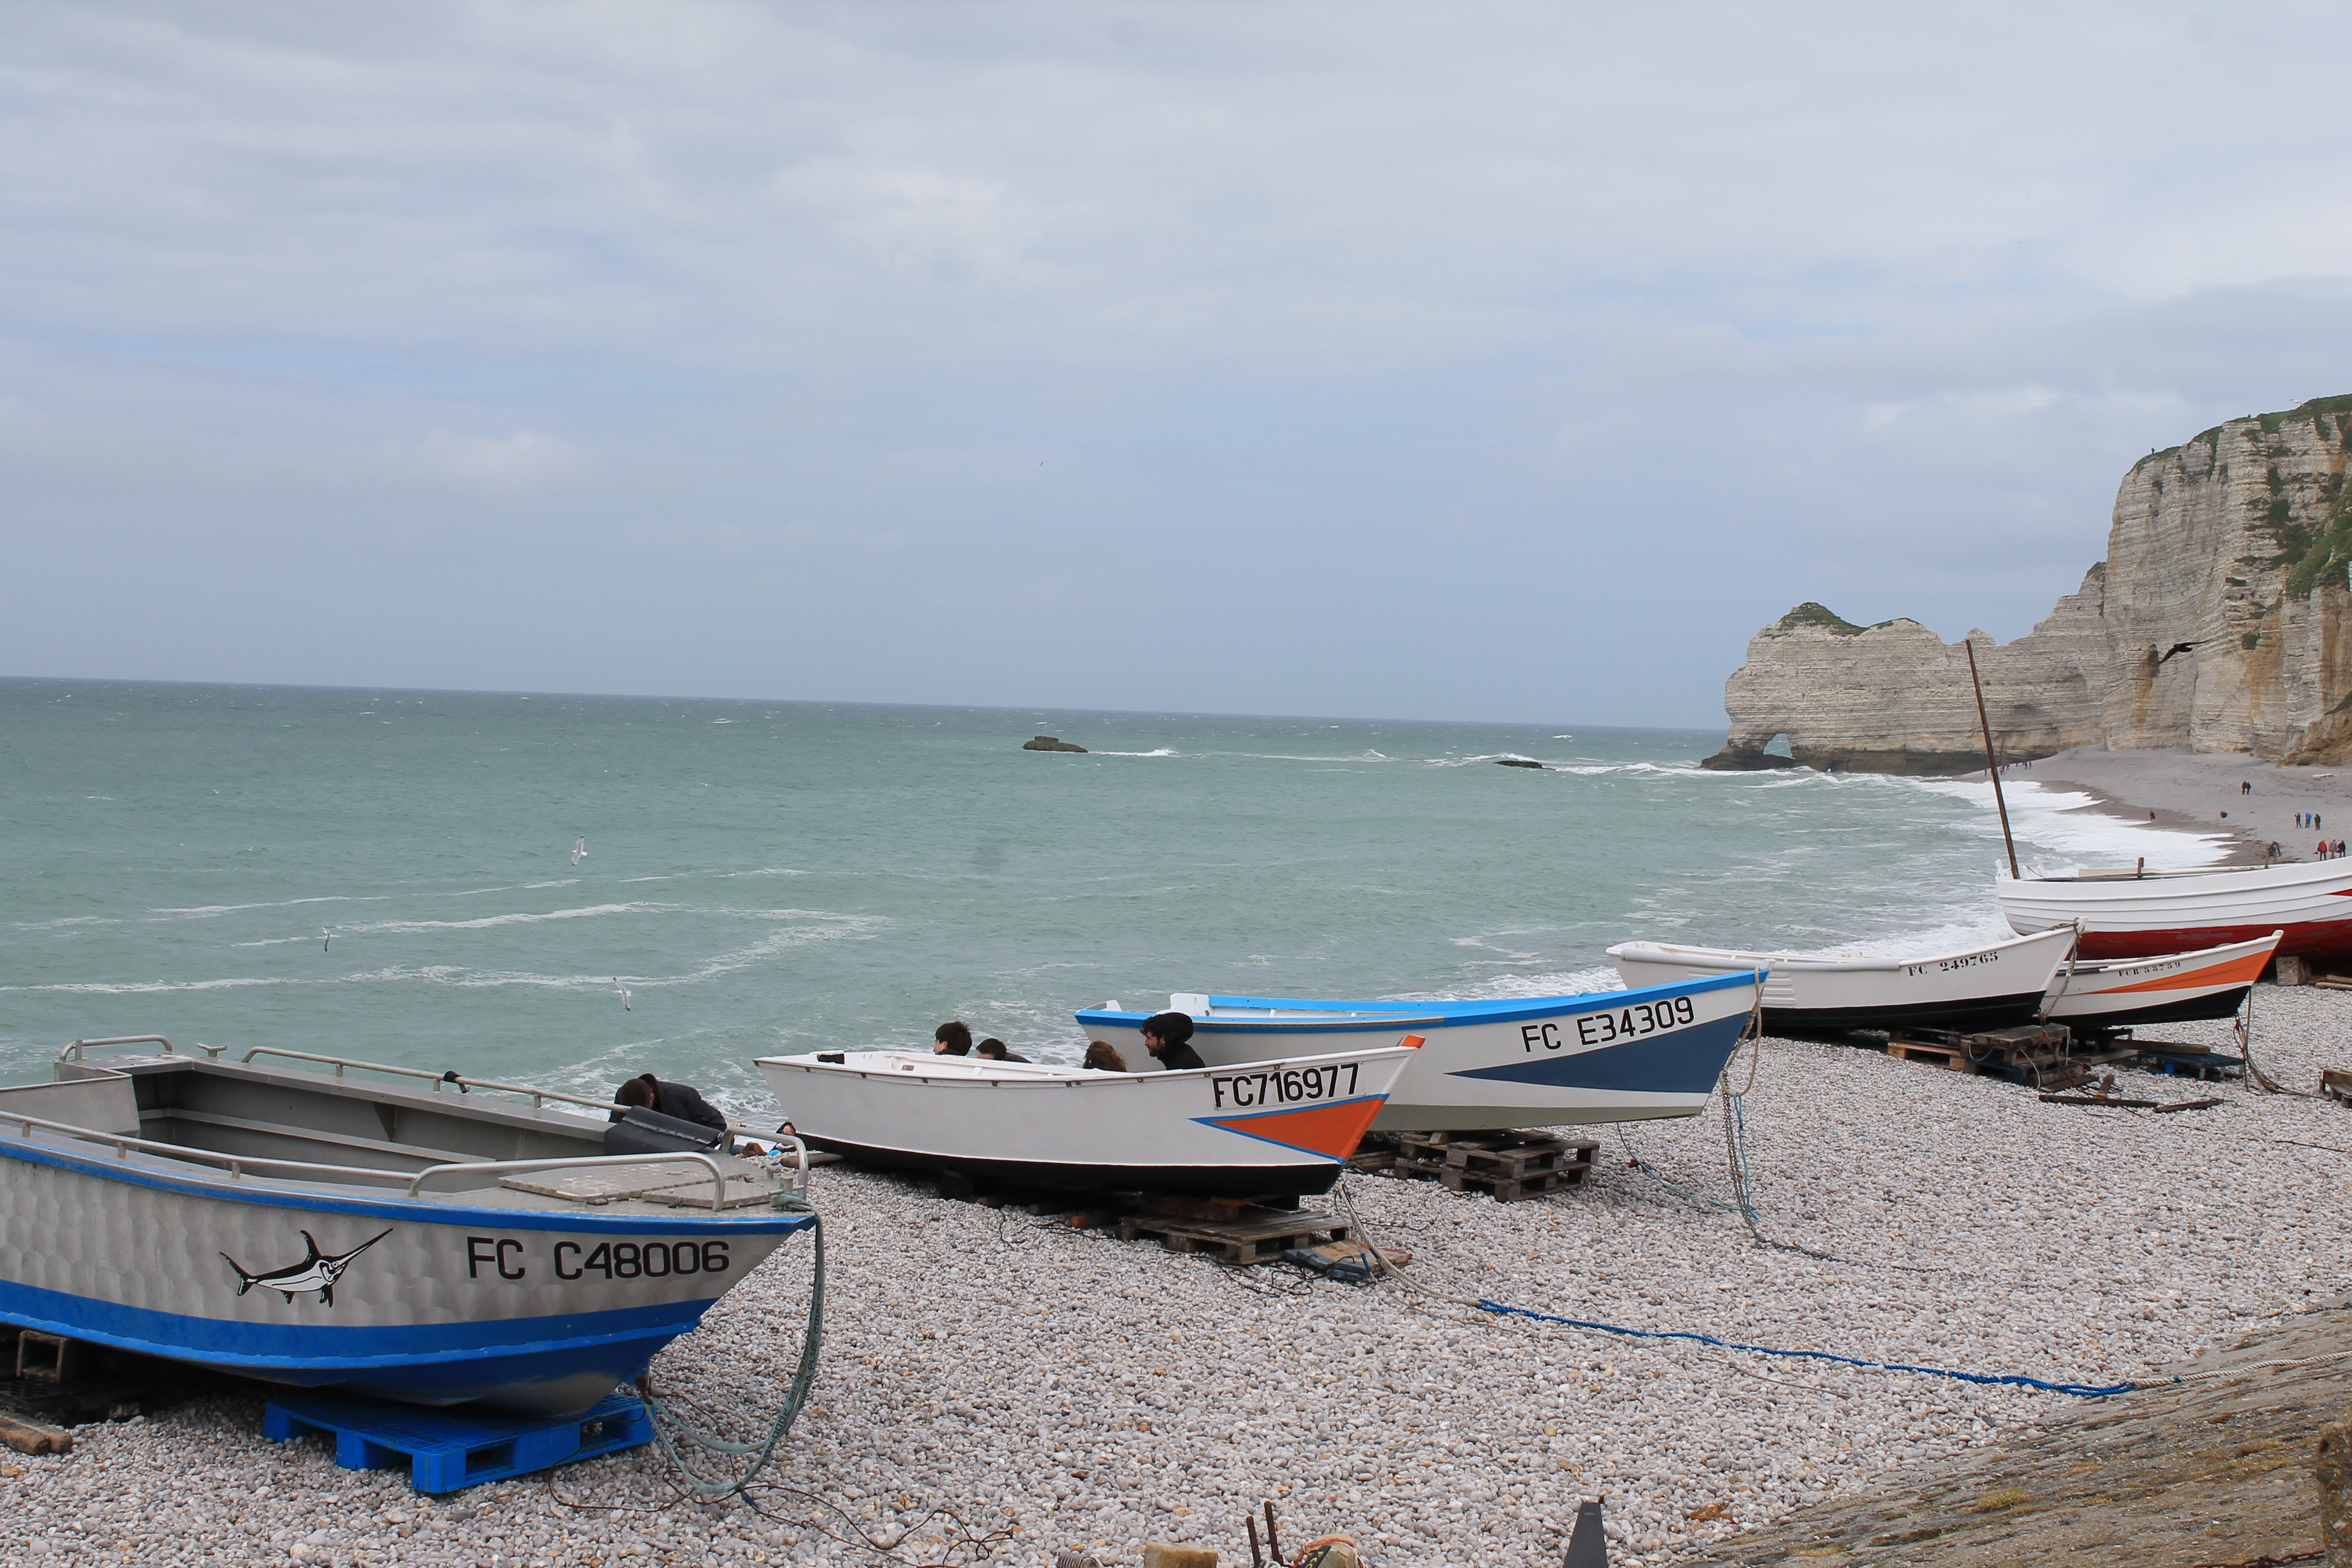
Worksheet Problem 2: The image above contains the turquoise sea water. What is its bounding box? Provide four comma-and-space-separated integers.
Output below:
0, 678, 2221, 1121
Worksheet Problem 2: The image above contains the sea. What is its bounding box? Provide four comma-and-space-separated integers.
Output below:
0, 678, 2230, 1123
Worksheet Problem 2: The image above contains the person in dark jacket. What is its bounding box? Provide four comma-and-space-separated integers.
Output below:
1141, 1011, 1206, 1071
612, 1072, 727, 1131
974, 1038, 1031, 1063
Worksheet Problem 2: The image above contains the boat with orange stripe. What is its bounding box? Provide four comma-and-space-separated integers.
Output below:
2039, 931, 2281, 1029
752, 1041, 1418, 1197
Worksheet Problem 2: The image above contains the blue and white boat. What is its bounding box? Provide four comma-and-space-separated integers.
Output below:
1075, 972, 1760, 1132
0, 1038, 816, 1418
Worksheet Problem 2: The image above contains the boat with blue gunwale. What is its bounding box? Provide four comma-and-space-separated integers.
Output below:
1074, 972, 1760, 1132
0, 1037, 815, 1418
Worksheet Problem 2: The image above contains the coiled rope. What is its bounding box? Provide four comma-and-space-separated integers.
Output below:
638, 1213, 827, 1500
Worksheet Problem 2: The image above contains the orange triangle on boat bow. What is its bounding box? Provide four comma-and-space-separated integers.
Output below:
1197, 1096, 1389, 1161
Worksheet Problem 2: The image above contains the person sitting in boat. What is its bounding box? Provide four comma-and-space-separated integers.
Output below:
1082, 1040, 1128, 1072
974, 1037, 1031, 1063
611, 1072, 728, 1132
934, 1021, 973, 1056
1140, 1011, 1207, 1071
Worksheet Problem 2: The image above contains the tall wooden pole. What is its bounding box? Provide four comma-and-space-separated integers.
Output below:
1966, 638, 2021, 879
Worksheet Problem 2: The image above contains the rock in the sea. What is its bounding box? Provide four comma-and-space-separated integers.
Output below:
1022, 735, 1088, 753
1704, 394, 2352, 772
1493, 758, 1544, 769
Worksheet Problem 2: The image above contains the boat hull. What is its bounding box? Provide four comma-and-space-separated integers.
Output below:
1074, 973, 1760, 1131
755, 1047, 1413, 1196
1607, 927, 2077, 1033
1999, 862, 2352, 963
2041, 933, 2278, 1028
0, 1139, 807, 1417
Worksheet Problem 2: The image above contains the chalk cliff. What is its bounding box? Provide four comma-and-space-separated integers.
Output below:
1705, 395, 2352, 772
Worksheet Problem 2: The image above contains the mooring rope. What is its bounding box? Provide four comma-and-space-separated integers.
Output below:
1334, 1174, 2152, 1398
637, 1214, 827, 1500
2235, 982, 2315, 1097
1466, 1298, 2139, 1397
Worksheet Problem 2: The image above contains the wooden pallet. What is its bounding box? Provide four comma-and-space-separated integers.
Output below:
1113, 1207, 1349, 1265
1884, 1023, 2086, 1087
2134, 1045, 2247, 1082
2323, 1066, 2352, 1107
1386, 1130, 1599, 1202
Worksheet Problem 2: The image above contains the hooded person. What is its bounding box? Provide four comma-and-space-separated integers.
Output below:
611, 1072, 727, 1132
1140, 1011, 1206, 1072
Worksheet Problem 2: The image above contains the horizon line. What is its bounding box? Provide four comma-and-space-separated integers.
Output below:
0, 672, 1729, 737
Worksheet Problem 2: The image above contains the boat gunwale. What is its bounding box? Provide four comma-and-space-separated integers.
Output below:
0, 1133, 818, 1235
1607, 926, 2075, 977
1076, 970, 1765, 1030
754, 1043, 1418, 1087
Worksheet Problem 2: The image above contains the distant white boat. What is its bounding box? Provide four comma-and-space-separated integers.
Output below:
2000, 860, 2352, 965
2040, 932, 2279, 1028
755, 1043, 1417, 1197
1606, 927, 2077, 1032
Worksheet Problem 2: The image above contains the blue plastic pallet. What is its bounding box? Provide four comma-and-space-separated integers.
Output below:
262, 1390, 651, 1493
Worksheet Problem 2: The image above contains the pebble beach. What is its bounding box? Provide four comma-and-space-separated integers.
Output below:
9, 991, 2348, 1568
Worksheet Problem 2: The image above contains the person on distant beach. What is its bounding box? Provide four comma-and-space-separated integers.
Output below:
2320, 839, 2331, 859
974, 1037, 1030, 1063
1082, 1041, 1128, 1072
934, 1021, 973, 1056
1140, 1011, 1207, 1071
2242, 781, 2251, 795
612, 1073, 727, 1133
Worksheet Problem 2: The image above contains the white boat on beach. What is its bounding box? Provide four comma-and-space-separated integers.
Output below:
1074, 973, 1761, 1132
754, 1042, 1417, 1197
0, 1038, 815, 1417
1605, 927, 2077, 1032
1999, 859, 2352, 966
2040, 931, 2279, 1029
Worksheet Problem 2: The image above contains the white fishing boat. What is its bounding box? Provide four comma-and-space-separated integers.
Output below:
754, 1042, 1417, 1196
2040, 932, 2280, 1028
1073, 973, 1760, 1132
0, 1038, 814, 1418
1999, 859, 2352, 965
1605, 927, 2077, 1032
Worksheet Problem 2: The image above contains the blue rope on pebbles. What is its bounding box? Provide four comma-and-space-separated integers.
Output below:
1470, 1298, 2136, 1399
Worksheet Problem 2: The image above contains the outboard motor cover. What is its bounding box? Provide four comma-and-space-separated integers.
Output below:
603, 1106, 728, 1157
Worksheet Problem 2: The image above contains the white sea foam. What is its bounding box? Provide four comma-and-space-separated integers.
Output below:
1092, 748, 1178, 757
145, 896, 389, 917
449, 879, 580, 896
1912, 779, 2233, 869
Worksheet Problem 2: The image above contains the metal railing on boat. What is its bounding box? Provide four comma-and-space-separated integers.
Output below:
233, 1046, 620, 1117
1, 1113, 808, 1205
407, 1151, 732, 1208
60, 1036, 225, 1060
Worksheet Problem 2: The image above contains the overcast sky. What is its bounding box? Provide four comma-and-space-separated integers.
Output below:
6, 2, 2350, 727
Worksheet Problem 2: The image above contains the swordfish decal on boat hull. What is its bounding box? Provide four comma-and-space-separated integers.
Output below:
220, 1228, 394, 1306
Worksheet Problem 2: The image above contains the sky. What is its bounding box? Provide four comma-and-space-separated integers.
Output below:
6, 2, 2351, 728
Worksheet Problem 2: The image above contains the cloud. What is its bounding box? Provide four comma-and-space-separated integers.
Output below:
2, 2, 2350, 721
414, 428, 586, 492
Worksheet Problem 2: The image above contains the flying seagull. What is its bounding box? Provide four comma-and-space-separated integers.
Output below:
614, 977, 632, 1011
2155, 641, 2201, 666
571, 837, 587, 867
